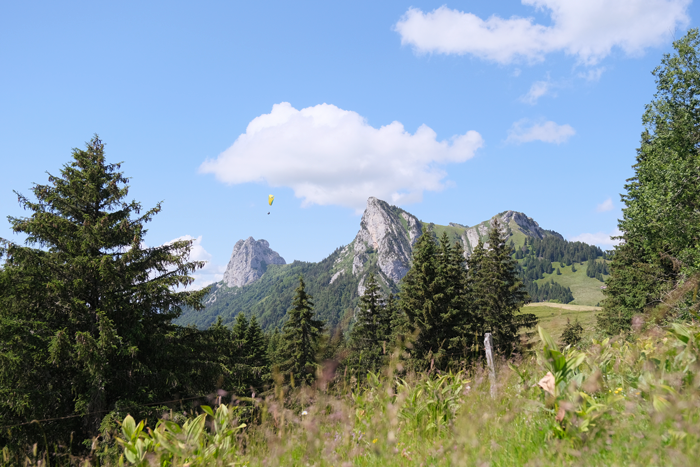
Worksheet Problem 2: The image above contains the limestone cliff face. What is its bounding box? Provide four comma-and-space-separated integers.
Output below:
222, 237, 286, 288
332, 197, 422, 294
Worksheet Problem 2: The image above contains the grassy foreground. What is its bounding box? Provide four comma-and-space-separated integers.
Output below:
24, 321, 697, 467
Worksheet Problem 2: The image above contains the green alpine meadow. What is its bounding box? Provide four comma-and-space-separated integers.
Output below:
4, 23, 700, 467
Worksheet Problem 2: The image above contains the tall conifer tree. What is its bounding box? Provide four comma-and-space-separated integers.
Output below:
0, 136, 208, 444
469, 219, 531, 356
348, 273, 391, 375
399, 232, 472, 369
280, 276, 324, 386
600, 30, 700, 333
244, 315, 269, 393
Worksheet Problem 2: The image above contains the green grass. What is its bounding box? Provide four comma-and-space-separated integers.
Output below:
535, 262, 609, 306
523, 303, 599, 343
427, 223, 466, 245
101, 322, 700, 467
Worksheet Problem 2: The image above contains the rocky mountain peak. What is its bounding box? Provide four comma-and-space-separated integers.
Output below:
457, 210, 563, 257
332, 197, 422, 291
222, 237, 286, 288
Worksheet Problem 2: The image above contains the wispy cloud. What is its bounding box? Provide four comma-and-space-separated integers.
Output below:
570, 228, 622, 247
579, 67, 606, 82
506, 119, 575, 144
395, 1, 690, 65
520, 79, 553, 105
596, 197, 614, 212
165, 235, 225, 290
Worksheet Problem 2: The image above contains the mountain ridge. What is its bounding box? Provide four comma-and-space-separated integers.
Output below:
176, 198, 593, 331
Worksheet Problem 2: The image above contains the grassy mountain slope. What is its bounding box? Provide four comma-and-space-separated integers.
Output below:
534, 261, 609, 306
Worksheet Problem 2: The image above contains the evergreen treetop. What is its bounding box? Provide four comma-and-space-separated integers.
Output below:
280, 276, 325, 386
468, 219, 530, 356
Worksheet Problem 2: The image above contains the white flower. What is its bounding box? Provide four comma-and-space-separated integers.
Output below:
301, 410, 308, 416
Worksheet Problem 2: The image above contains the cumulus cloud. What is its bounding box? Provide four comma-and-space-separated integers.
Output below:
506, 119, 575, 144
596, 197, 614, 212
570, 228, 622, 247
394, 1, 690, 65
520, 79, 552, 104
199, 102, 484, 212
165, 235, 225, 290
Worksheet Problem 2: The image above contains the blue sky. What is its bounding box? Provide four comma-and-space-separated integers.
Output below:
1, 0, 696, 287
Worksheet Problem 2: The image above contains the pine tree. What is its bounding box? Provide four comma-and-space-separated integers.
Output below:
280, 276, 324, 386
267, 328, 283, 368
0, 136, 209, 445
399, 231, 438, 367
348, 273, 391, 375
469, 219, 531, 356
244, 315, 269, 394
601, 30, 700, 335
561, 318, 584, 347
399, 232, 472, 369
233, 312, 249, 343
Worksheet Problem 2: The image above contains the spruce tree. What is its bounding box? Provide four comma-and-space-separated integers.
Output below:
267, 328, 283, 368
280, 276, 324, 386
399, 230, 438, 367
0, 136, 208, 446
469, 219, 531, 356
348, 273, 391, 375
233, 312, 249, 343
244, 315, 269, 393
601, 30, 700, 335
399, 232, 471, 369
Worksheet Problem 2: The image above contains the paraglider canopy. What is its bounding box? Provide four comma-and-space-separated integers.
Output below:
268, 194, 274, 206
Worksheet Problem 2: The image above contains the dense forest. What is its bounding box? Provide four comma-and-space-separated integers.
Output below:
180, 251, 363, 331
513, 236, 608, 303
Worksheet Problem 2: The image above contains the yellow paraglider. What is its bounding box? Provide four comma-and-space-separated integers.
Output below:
268, 194, 274, 206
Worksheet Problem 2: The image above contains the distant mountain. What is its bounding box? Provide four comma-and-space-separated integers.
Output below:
222, 237, 286, 288
175, 198, 589, 331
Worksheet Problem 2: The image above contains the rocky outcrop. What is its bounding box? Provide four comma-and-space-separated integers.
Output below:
222, 237, 286, 288
333, 197, 422, 291
457, 210, 563, 257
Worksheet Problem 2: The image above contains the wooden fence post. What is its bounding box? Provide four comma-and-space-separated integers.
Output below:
484, 332, 497, 398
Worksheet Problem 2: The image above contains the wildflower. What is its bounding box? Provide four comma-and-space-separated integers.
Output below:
373, 438, 378, 444
301, 410, 308, 416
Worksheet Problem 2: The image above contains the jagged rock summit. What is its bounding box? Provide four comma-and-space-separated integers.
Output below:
330, 197, 422, 293
222, 237, 286, 288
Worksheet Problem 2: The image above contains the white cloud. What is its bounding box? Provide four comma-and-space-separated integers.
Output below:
579, 66, 606, 82
596, 197, 614, 212
165, 235, 225, 290
520, 79, 552, 104
199, 102, 484, 212
394, 1, 690, 65
570, 228, 622, 247
506, 119, 575, 144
